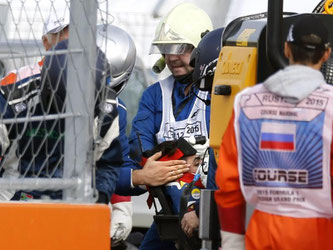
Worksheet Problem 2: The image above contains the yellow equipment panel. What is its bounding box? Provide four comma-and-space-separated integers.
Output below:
0, 202, 110, 250
210, 46, 258, 161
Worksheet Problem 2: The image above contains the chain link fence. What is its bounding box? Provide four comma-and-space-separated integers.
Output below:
0, 0, 122, 203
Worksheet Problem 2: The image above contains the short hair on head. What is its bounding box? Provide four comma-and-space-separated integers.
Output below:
288, 34, 327, 64
286, 15, 331, 64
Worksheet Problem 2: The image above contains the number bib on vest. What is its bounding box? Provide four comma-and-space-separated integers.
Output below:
156, 75, 209, 144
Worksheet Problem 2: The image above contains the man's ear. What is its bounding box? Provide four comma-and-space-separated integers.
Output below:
42, 35, 49, 50
321, 47, 332, 63
284, 42, 291, 59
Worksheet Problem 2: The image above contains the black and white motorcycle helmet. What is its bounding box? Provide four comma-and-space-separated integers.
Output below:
96, 24, 137, 96
190, 27, 224, 93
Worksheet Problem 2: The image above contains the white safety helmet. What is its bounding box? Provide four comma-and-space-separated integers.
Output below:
150, 2, 213, 55
96, 24, 137, 96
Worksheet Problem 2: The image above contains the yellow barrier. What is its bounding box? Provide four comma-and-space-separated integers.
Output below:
210, 46, 258, 161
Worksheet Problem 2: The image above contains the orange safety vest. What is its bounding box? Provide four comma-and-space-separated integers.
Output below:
215, 84, 333, 250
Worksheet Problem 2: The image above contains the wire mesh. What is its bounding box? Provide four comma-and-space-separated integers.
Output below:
0, 0, 121, 203
321, 54, 333, 85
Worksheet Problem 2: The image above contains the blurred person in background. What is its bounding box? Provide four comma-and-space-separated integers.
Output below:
0, 11, 123, 205
0, 10, 70, 200
1, 9, 70, 88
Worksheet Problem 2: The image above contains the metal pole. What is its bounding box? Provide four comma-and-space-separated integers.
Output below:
199, 189, 214, 250
0, 178, 79, 190
1, 113, 79, 124
63, 0, 97, 202
0, 48, 83, 60
266, 0, 287, 70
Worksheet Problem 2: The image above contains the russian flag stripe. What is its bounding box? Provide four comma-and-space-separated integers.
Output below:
260, 122, 296, 151
261, 133, 294, 142
260, 141, 294, 150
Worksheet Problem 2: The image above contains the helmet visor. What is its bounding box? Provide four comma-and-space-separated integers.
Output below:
149, 43, 194, 55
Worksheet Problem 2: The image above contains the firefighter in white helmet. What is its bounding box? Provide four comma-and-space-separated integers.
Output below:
116, 3, 213, 249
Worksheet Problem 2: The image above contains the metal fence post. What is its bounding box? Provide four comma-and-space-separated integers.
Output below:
63, 0, 97, 202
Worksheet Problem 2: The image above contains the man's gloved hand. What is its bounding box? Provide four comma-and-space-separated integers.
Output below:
110, 198, 133, 245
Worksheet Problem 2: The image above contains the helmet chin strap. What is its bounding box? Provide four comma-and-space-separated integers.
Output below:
174, 71, 193, 84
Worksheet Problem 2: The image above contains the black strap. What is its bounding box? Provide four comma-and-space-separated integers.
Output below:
150, 186, 174, 215
178, 181, 201, 250
172, 83, 192, 119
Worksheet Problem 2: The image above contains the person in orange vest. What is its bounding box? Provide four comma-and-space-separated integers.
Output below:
215, 15, 333, 250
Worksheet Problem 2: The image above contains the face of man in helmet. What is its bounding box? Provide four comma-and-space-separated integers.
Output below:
164, 51, 193, 77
